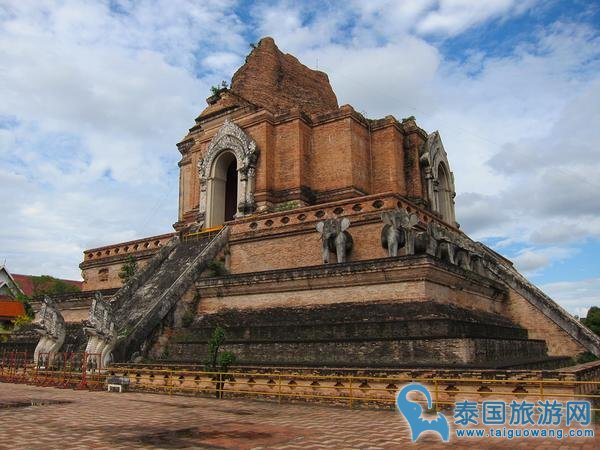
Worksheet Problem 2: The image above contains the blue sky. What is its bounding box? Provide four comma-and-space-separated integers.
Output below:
0, 0, 599, 317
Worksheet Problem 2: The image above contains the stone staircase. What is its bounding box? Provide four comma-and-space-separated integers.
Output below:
110, 227, 229, 362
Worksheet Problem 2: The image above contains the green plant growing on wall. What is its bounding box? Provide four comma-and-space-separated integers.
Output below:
205, 325, 236, 398
118, 255, 138, 283
206, 260, 228, 277
210, 81, 229, 95
274, 200, 301, 212
181, 310, 194, 328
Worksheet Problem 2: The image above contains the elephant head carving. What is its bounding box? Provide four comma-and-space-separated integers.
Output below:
381, 208, 419, 257
316, 217, 353, 263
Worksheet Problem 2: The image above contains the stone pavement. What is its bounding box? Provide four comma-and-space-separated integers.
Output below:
0, 383, 597, 449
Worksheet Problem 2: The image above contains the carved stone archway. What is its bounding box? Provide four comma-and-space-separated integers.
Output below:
197, 119, 259, 228
420, 131, 457, 226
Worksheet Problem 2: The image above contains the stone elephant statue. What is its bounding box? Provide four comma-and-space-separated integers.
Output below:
381, 209, 420, 257
316, 218, 353, 263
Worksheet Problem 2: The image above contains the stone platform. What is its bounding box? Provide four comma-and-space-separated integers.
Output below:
167, 300, 559, 368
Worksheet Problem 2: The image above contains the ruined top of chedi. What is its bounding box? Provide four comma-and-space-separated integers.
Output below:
203, 37, 339, 117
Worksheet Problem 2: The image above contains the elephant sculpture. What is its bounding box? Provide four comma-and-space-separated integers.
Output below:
33, 296, 66, 367
316, 217, 353, 263
380, 208, 420, 257
396, 383, 450, 442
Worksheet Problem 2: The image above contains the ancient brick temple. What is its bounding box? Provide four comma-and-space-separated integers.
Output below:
15, 37, 600, 368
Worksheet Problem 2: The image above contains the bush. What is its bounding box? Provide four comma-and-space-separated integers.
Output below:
206, 260, 228, 277
575, 352, 598, 364
181, 310, 194, 328
118, 255, 138, 283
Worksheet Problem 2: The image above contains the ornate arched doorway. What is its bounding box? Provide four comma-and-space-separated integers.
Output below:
197, 119, 259, 228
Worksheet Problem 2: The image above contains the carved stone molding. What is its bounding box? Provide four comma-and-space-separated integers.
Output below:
177, 138, 195, 155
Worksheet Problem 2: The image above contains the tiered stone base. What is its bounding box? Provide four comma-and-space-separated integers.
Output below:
166, 301, 560, 368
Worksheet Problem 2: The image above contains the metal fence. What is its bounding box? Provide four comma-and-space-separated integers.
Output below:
0, 350, 106, 390
182, 226, 223, 242
2, 352, 599, 414
106, 366, 600, 412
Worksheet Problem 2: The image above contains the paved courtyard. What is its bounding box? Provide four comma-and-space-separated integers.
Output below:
0, 382, 597, 449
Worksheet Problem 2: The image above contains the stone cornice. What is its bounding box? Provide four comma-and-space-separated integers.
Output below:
196, 254, 507, 300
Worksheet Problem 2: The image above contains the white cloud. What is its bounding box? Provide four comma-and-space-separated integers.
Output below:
512, 246, 576, 275
1, 0, 599, 304
416, 0, 534, 36
0, 1, 249, 279
540, 278, 600, 317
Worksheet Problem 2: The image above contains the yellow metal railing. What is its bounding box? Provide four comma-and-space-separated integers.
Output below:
106, 366, 600, 412
182, 226, 223, 242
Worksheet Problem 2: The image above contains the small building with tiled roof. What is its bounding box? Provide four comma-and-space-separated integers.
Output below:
0, 266, 81, 325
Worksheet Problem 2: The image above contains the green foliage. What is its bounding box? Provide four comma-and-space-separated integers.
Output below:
118, 255, 138, 283
11, 314, 32, 329
582, 306, 600, 336
118, 326, 131, 338
206, 260, 228, 277
181, 310, 194, 328
217, 351, 236, 370
210, 81, 229, 95
206, 325, 236, 371
30, 275, 80, 297
401, 115, 416, 123
14, 292, 34, 318
0, 324, 8, 343
205, 325, 236, 399
575, 352, 598, 364
274, 200, 301, 212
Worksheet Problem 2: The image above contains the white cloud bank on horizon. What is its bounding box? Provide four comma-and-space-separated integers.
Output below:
0, 1, 598, 315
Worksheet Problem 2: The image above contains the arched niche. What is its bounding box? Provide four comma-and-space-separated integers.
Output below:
197, 119, 259, 228
436, 162, 454, 223
205, 151, 238, 227
420, 131, 457, 226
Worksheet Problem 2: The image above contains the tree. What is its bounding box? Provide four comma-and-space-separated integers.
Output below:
118, 256, 138, 283
205, 325, 236, 398
582, 306, 600, 336
14, 292, 35, 319
30, 275, 80, 297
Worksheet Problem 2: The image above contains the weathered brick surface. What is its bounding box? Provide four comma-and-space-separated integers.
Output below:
230, 37, 338, 116
167, 300, 550, 367
80, 233, 174, 291
197, 257, 506, 316
176, 106, 430, 229
506, 289, 586, 356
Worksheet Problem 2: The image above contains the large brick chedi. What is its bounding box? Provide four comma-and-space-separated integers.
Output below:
230, 37, 338, 116
64, 37, 600, 368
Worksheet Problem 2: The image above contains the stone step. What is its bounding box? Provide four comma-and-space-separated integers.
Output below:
110, 228, 229, 362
